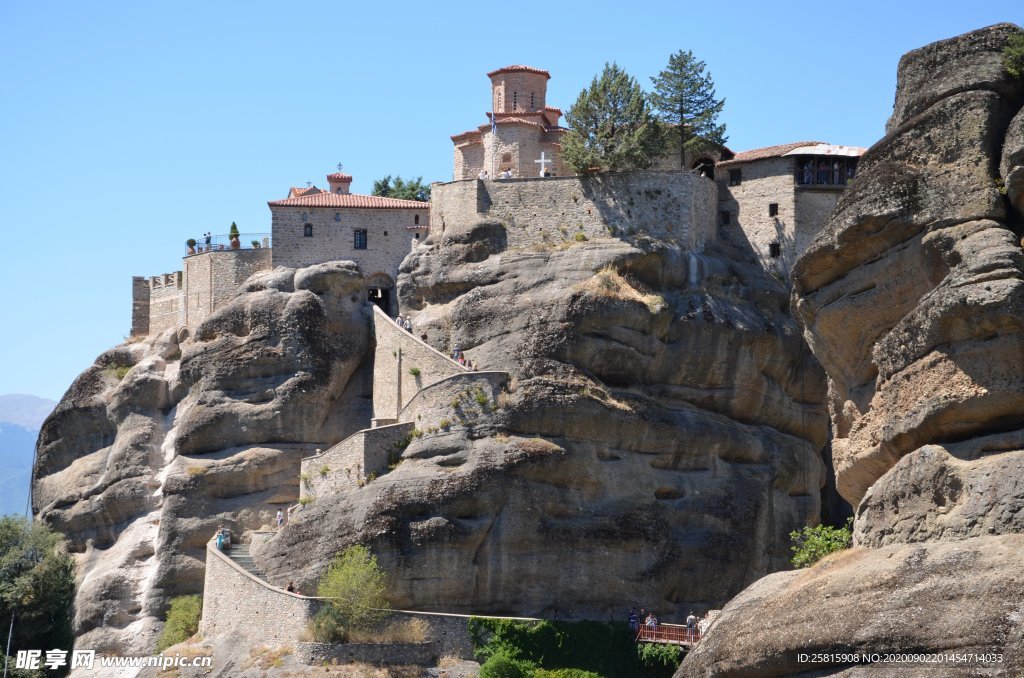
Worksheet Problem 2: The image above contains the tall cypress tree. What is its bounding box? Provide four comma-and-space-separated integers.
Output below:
562, 63, 662, 175
649, 50, 727, 169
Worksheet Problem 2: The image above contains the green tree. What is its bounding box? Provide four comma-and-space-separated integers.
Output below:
314, 545, 390, 641
0, 517, 75, 675
155, 595, 202, 652
1004, 33, 1024, 79
372, 175, 431, 202
789, 517, 853, 568
649, 49, 727, 170
562, 63, 663, 175
228, 221, 240, 239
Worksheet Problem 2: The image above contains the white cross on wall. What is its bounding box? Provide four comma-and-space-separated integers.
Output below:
534, 152, 554, 177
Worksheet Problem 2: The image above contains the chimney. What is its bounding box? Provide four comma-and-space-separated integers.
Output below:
327, 172, 352, 194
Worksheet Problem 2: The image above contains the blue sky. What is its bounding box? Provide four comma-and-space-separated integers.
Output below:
0, 1, 1019, 401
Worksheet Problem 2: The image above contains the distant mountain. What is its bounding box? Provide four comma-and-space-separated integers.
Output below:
0, 394, 55, 516
0, 393, 57, 429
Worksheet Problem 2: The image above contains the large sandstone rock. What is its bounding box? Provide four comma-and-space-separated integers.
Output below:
255, 199, 829, 618
678, 24, 1024, 678
793, 23, 1024, 508
681, 536, 1024, 677
33, 262, 373, 652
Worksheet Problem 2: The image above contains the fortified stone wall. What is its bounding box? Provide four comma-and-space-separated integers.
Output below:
200, 540, 322, 646
130, 277, 150, 337
398, 371, 510, 432
431, 171, 717, 252
272, 205, 428, 275
300, 422, 414, 499
371, 306, 467, 423
717, 157, 798, 270
148, 272, 184, 337
294, 641, 437, 667
794, 189, 843, 259
184, 249, 272, 329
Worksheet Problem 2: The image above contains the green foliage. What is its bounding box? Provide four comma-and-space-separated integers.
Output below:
0, 652, 41, 678
311, 605, 347, 643
229, 221, 240, 238
1004, 34, 1024, 79
790, 517, 853, 568
649, 49, 727, 167
317, 545, 390, 633
319, 464, 330, 478
0, 517, 75, 673
469, 618, 670, 678
299, 496, 313, 506
409, 367, 421, 377
186, 238, 197, 248
372, 175, 431, 202
156, 595, 202, 652
473, 389, 489, 406
573, 232, 588, 242
636, 642, 682, 672
480, 649, 536, 678
112, 364, 131, 380
562, 63, 662, 175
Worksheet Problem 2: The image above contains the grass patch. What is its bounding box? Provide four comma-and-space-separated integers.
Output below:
409, 366, 421, 377
578, 266, 666, 314
185, 465, 207, 476
156, 595, 202, 652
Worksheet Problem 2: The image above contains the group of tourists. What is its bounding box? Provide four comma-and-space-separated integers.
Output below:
629, 607, 709, 642
396, 315, 413, 333
450, 345, 477, 370
214, 527, 232, 551
478, 169, 518, 180
799, 160, 856, 186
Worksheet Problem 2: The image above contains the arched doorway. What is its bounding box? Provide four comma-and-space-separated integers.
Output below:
366, 273, 394, 316
692, 158, 715, 180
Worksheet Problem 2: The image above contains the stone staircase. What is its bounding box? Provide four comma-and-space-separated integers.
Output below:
225, 543, 267, 580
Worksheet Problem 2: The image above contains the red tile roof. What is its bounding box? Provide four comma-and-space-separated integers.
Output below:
269, 192, 428, 209
487, 65, 551, 79
287, 186, 323, 198
477, 117, 548, 132
716, 141, 825, 166
451, 129, 483, 141
326, 172, 352, 182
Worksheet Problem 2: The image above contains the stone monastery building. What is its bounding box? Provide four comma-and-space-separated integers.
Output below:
130, 63, 864, 339
131, 171, 428, 337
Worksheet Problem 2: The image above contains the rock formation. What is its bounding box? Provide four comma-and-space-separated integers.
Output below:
682, 23, 1024, 676
33, 262, 373, 652
254, 200, 828, 618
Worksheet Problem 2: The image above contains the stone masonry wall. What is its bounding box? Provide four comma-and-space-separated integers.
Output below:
148, 272, 184, 336
717, 157, 798, 273
372, 305, 467, 422
200, 540, 322, 645
431, 171, 717, 252
130, 276, 150, 337
794, 188, 843, 260
398, 371, 510, 432
271, 206, 429, 278
300, 422, 414, 500
182, 249, 272, 329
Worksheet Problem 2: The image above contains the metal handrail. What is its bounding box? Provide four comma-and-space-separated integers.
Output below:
635, 623, 703, 645
187, 232, 272, 254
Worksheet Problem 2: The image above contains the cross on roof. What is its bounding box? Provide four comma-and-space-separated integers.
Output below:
534, 151, 554, 177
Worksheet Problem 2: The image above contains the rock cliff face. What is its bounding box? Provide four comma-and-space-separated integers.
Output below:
33, 263, 372, 652
681, 24, 1024, 676
254, 200, 828, 617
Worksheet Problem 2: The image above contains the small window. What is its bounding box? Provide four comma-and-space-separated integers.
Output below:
354, 229, 367, 249
513, 91, 518, 110
383, 231, 388, 236
415, 233, 420, 240
304, 223, 313, 237
334, 212, 341, 222
531, 92, 535, 109
729, 169, 742, 186
720, 211, 731, 225
302, 212, 308, 221
769, 242, 781, 258
414, 214, 420, 225
769, 203, 779, 217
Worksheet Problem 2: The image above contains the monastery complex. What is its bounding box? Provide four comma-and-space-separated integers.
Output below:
130, 64, 865, 339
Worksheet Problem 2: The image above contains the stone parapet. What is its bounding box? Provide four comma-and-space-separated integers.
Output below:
430, 171, 717, 252
294, 641, 437, 666
300, 422, 414, 499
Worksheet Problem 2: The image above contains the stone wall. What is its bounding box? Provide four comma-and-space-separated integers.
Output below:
300, 422, 414, 500
431, 171, 717, 252
183, 249, 272, 329
130, 276, 150, 337
294, 641, 436, 666
398, 371, 510, 430
271, 205, 429, 280
148, 272, 184, 336
717, 157, 798, 271
371, 305, 467, 423
794, 188, 843, 259
200, 539, 322, 645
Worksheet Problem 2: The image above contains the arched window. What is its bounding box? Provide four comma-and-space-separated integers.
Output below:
304, 223, 313, 237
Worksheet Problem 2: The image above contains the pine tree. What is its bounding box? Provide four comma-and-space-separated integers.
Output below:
372, 175, 431, 202
562, 63, 662, 175
649, 50, 727, 170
